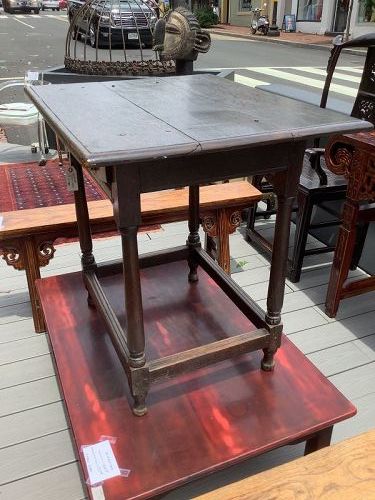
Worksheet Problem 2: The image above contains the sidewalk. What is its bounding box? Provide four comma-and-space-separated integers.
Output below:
209, 24, 365, 55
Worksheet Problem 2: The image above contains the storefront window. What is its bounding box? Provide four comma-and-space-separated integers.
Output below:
358, 0, 375, 22
238, 0, 253, 12
297, 0, 323, 21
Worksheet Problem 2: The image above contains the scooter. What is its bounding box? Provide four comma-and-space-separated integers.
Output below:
250, 8, 269, 35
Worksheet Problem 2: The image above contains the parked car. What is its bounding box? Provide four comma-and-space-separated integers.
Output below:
3, 0, 40, 13
41, 0, 59, 10
67, 0, 156, 48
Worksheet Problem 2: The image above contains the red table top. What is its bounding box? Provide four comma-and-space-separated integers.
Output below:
37, 261, 356, 500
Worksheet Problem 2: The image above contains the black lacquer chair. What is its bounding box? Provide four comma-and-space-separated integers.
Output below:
246, 33, 375, 283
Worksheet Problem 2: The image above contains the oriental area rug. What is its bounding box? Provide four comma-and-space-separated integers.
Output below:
0, 159, 105, 212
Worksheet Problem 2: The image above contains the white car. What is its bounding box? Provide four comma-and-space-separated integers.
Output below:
41, 0, 59, 10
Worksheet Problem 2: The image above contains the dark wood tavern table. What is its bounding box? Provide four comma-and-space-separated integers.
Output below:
26, 74, 371, 416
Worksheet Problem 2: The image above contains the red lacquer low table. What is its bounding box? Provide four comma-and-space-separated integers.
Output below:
37, 261, 356, 500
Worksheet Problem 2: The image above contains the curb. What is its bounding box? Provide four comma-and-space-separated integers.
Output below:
209, 29, 366, 57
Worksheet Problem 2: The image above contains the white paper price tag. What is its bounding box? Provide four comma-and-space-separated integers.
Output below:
65, 165, 78, 192
26, 71, 39, 82
82, 440, 121, 486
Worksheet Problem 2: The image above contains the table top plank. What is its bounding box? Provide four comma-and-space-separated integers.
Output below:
37, 261, 356, 500
26, 75, 372, 167
197, 429, 375, 500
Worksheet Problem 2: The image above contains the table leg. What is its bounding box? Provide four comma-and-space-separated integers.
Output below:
71, 156, 96, 273
263, 144, 306, 370
121, 226, 147, 416
187, 185, 201, 282
113, 166, 148, 415
304, 426, 333, 455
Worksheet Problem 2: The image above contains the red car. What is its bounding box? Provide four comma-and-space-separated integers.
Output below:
59, 0, 67, 9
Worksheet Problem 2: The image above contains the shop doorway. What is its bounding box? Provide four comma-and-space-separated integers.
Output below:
272, 1, 278, 24
333, 0, 349, 33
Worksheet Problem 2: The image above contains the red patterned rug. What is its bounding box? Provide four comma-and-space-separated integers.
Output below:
0, 160, 160, 238
0, 159, 106, 212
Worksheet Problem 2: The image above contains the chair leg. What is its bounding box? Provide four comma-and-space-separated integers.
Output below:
350, 221, 369, 270
246, 175, 263, 234
246, 201, 257, 234
288, 190, 313, 283
56, 135, 64, 167
204, 233, 216, 260
37, 115, 47, 166
325, 201, 359, 318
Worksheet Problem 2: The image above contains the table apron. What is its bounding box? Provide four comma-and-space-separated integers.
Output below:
134, 141, 305, 193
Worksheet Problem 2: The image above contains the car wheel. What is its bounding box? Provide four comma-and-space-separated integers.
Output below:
89, 23, 99, 48
56, 7, 59, 10
34, 8, 40, 13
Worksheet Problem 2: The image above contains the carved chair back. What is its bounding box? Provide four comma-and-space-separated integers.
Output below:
322, 34, 375, 125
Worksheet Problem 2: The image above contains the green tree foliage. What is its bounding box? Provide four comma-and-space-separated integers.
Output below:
194, 6, 218, 27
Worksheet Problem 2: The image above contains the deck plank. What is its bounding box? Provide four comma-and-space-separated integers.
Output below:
0, 376, 61, 418
0, 430, 77, 486
330, 361, 375, 401
0, 319, 35, 344
0, 302, 32, 325
0, 335, 50, 366
0, 462, 86, 500
0, 402, 68, 449
289, 310, 375, 354
0, 355, 55, 390
307, 342, 373, 377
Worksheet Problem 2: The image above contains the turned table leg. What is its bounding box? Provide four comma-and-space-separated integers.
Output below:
71, 157, 96, 272
114, 165, 148, 416
120, 226, 147, 416
263, 144, 306, 370
187, 185, 201, 282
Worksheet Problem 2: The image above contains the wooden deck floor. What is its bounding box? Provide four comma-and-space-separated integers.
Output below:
0, 219, 374, 499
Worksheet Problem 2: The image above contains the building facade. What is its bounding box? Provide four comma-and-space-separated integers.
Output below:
222, 0, 375, 38
290, 0, 375, 37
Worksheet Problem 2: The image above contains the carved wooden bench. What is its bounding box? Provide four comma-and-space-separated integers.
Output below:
0, 181, 261, 333
197, 429, 375, 500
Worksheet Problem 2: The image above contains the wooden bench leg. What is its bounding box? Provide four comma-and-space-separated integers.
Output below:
202, 208, 242, 275
0, 237, 55, 333
304, 426, 333, 455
